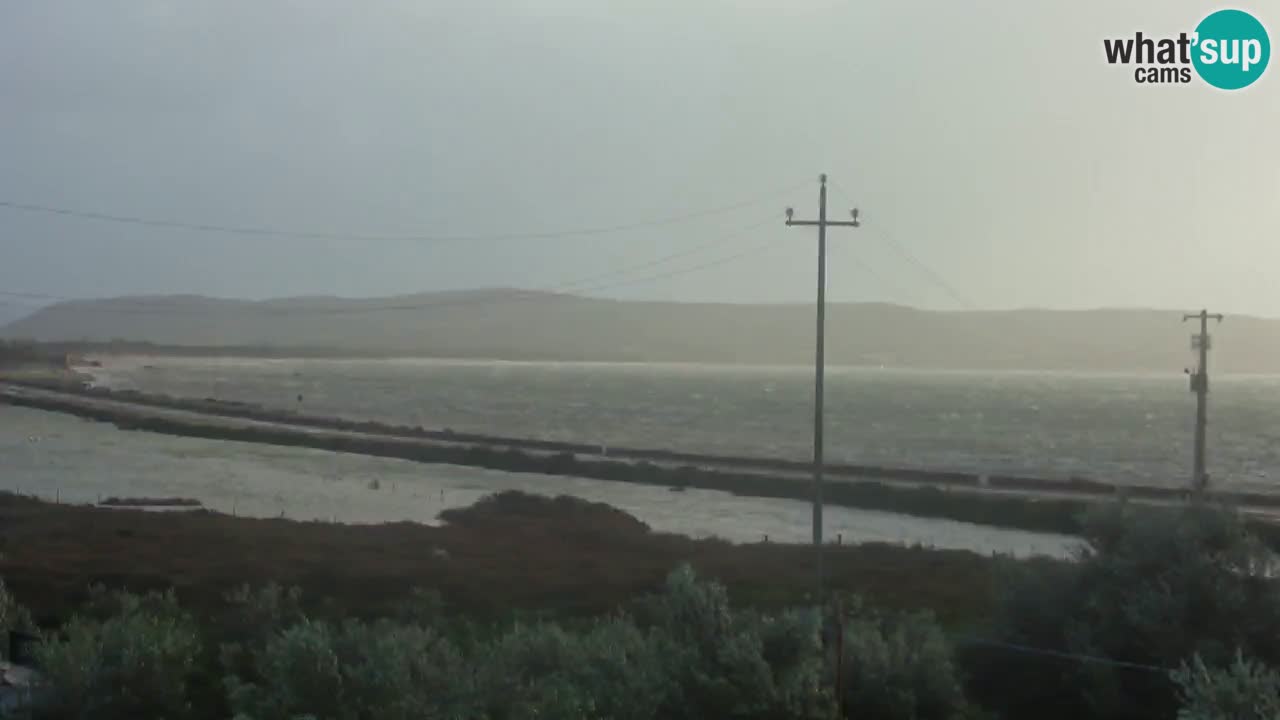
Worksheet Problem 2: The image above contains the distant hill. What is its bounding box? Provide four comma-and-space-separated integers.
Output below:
3, 290, 1277, 373
0, 303, 36, 328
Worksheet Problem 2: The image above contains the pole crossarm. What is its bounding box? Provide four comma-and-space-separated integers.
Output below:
787, 220, 861, 228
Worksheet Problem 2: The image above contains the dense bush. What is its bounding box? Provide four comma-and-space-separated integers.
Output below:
221, 566, 845, 720
217, 583, 306, 669
24, 501, 1280, 720
968, 501, 1280, 720
0, 548, 1209, 720
1, 576, 35, 644
474, 619, 669, 720
1173, 653, 1280, 720
840, 610, 968, 720
643, 565, 833, 720
29, 566, 961, 720
33, 588, 201, 720
225, 617, 467, 720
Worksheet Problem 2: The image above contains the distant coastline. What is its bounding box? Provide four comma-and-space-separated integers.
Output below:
5, 292, 1278, 373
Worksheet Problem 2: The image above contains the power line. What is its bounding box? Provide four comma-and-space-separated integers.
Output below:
0, 216, 781, 318
571, 234, 780, 295
829, 240, 889, 295
826, 179, 976, 310
511, 214, 780, 294
955, 636, 1171, 674
876, 229, 976, 310
4, 216, 776, 314
297, 219, 782, 315
0, 179, 810, 244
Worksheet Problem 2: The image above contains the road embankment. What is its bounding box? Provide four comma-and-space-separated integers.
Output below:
4, 378, 1278, 540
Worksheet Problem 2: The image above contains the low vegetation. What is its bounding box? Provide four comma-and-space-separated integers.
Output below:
0, 341, 68, 370
0, 491, 996, 628
4, 492, 1280, 718
964, 501, 1280, 720
15, 567, 978, 720
1173, 654, 1280, 720
0, 576, 35, 657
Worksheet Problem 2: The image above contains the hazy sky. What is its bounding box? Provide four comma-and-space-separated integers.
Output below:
1, 1, 1277, 316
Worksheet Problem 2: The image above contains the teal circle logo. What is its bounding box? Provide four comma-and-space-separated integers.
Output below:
1192, 9, 1270, 90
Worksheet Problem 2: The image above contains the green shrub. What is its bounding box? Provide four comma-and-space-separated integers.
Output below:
646, 565, 834, 720
21, 568, 971, 720
217, 583, 306, 677
970, 501, 1280, 720
756, 608, 830, 716
839, 610, 966, 720
1173, 653, 1280, 720
391, 587, 446, 626
334, 619, 467, 720
223, 583, 305, 635
646, 564, 735, 651
1, 576, 35, 649
475, 618, 670, 720
33, 589, 200, 720
224, 617, 465, 720
225, 619, 344, 720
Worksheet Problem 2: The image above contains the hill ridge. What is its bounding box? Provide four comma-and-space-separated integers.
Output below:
4, 291, 1277, 372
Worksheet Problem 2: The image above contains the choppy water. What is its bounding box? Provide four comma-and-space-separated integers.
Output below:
89, 355, 1280, 490
1, 405, 1075, 557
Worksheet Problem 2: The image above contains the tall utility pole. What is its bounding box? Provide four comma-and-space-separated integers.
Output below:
785, 174, 860, 601
1183, 309, 1224, 493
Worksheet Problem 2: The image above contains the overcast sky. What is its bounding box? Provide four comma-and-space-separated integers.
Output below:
1, 1, 1277, 317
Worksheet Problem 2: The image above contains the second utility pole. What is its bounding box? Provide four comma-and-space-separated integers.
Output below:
1183, 309, 1224, 493
786, 174, 860, 602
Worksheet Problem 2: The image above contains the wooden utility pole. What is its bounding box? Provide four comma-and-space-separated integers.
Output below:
1183, 309, 1223, 492
785, 174, 860, 601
